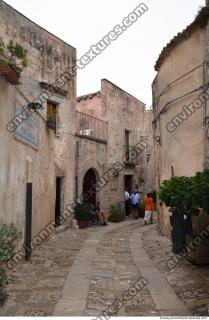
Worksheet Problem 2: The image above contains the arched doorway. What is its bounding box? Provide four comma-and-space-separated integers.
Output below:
83, 168, 97, 205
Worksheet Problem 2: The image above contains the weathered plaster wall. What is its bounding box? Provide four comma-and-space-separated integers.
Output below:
153, 28, 205, 236
0, 0, 76, 238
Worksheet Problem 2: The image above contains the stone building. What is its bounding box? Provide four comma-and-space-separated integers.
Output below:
152, 4, 209, 236
76, 79, 153, 214
0, 0, 76, 253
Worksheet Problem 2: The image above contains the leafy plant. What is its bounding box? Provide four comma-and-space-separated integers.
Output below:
108, 204, 123, 223
0, 39, 28, 69
0, 224, 21, 308
0, 263, 7, 307
74, 203, 91, 222
47, 114, 56, 122
0, 224, 22, 262
158, 170, 209, 216
193, 169, 209, 214
158, 176, 199, 216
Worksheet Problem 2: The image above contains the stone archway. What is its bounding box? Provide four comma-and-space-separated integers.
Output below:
82, 168, 99, 205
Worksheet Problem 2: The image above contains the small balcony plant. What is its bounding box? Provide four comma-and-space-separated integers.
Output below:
0, 40, 28, 85
47, 114, 56, 130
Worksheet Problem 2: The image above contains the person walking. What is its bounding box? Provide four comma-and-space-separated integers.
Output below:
124, 189, 130, 217
130, 191, 140, 218
144, 193, 154, 224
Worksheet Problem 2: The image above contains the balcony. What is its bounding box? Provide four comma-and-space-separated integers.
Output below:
76, 111, 107, 143
123, 145, 141, 167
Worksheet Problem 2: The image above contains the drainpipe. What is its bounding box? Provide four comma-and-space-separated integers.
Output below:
203, 5, 209, 168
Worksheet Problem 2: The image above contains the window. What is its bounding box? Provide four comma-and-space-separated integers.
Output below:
171, 166, 175, 177
111, 177, 118, 190
125, 130, 130, 161
47, 101, 58, 134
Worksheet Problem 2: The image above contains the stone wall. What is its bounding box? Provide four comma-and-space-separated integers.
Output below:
76, 79, 149, 216
103, 79, 147, 206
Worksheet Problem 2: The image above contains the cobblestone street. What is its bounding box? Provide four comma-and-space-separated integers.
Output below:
1, 220, 209, 316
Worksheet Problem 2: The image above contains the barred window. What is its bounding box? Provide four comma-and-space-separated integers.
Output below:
111, 177, 118, 190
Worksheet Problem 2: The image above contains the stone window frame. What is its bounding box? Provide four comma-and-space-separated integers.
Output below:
111, 176, 119, 190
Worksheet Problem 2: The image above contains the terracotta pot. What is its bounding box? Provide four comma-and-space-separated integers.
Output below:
0, 65, 10, 76
78, 221, 89, 229
0, 64, 21, 85
47, 120, 56, 129
5, 65, 21, 85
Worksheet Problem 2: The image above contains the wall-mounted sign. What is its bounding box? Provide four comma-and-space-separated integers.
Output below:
15, 106, 39, 150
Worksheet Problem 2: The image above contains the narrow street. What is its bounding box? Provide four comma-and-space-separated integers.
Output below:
2, 219, 204, 317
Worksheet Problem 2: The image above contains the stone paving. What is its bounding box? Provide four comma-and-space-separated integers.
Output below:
0, 227, 92, 316
143, 225, 209, 316
54, 220, 190, 316
0, 219, 201, 316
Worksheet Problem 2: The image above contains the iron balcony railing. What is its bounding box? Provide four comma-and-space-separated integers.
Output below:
123, 145, 142, 166
76, 111, 107, 142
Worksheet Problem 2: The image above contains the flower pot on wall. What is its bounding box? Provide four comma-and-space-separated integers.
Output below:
0, 65, 10, 76
0, 64, 21, 85
4, 65, 21, 85
47, 120, 56, 129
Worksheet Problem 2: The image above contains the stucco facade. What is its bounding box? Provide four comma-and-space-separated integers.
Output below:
153, 9, 209, 236
0, 0, 76, 245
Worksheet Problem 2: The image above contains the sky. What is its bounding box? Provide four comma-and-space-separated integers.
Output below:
4, 0, 205, 107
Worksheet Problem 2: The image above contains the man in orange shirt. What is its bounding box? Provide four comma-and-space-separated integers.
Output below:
144, 193, 154, 225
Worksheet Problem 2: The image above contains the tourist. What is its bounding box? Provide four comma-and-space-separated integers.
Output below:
95, 201, 108, 226
89, 204, 99, 227
144, 193, 154, 225
130, 191, 140, 218
124, 189, 130, 217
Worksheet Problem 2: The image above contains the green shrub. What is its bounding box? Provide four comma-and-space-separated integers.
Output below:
108, 204, 123, 223
74, 203, 91, 222
158, 169, 209, 216
0, 224, 21, 308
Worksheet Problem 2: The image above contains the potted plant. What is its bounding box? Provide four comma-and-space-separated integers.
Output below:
47, 114, 56, 129
158, 170, 209, 262
0, 40, 28, 85
158, 176, 195, 254
108, 204, 123, 223
74, 203, 91, 229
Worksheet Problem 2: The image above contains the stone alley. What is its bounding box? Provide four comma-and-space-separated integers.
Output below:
2, 219, 209, 316
2, 0, 209, 318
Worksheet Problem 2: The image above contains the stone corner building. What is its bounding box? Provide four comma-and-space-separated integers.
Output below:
0, 0, 76, 248
153, 5, 209, 236
76, 79, 154, 214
